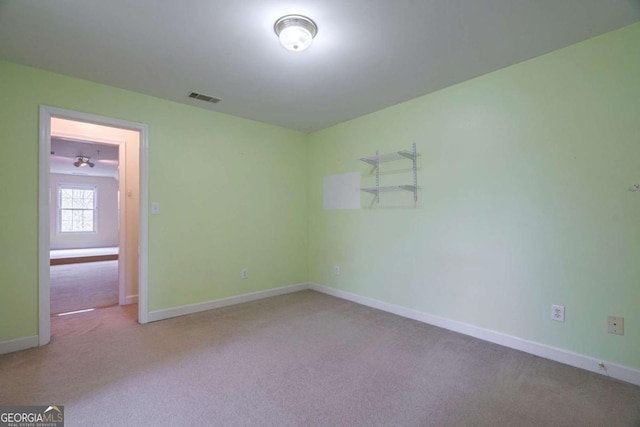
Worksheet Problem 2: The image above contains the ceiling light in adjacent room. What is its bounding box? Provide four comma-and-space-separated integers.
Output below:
274, 15, 317, 51
73, 156, 95, 168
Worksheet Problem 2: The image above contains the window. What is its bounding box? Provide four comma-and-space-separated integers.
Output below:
58, 184, 97, 233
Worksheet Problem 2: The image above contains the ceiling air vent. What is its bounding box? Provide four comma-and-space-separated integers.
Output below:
188, 92, 221, 104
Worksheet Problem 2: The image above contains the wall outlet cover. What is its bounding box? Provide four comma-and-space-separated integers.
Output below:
551, 305, 565, 322
607, 316, 624, 335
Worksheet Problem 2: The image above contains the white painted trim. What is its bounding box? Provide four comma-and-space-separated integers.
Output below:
138, 121, 149, 324
125, 294, 138, 305
309, 283, 640, 387
51, 130, 126, 147
117, 142, 127, 306
0, 336, 39, 355
38, 106, 150, 347
147, 283, 308, 322
38, 108, 52, 346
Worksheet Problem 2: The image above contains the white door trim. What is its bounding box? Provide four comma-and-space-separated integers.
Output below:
117, 141, 127, 306
38, 106, 150, 346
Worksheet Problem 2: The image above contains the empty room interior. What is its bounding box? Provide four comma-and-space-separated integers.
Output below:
1, 1, 639, 426
49, 136, 124, 316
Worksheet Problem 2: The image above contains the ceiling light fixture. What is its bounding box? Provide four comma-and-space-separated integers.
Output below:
73, 156, 95, 168
274, 15, 317, 52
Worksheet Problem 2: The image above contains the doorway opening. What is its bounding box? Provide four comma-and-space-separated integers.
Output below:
39, 106, 149, 345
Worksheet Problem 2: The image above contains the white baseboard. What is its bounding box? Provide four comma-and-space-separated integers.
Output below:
309, 283, 640, 387
4, 282, 638, 386
147, 283, 309, 323
0, 335, 39, 355
124, 294, 138, 305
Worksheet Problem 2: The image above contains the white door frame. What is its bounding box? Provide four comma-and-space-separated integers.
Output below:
39, 105, 150, 345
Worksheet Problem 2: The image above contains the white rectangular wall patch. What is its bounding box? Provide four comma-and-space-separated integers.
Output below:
323, 172, 361, 210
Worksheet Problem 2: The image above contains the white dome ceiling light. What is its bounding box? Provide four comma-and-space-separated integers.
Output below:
274, 15, 317, 52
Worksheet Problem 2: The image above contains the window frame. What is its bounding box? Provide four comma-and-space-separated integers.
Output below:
57, 183, 98, 234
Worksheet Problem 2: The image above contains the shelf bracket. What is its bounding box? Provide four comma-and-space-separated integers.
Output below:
375, 149, 380, 203
411, 142, 417, 202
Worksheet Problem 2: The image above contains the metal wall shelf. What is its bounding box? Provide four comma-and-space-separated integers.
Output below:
359, 149, 418, 166
358, 143, 419, 203
360, 185, 417, 194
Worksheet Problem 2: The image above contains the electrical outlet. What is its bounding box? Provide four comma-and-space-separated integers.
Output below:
334, 265, 340, 276
551, 305, 565, 322
241, 268, 248, 279
608, 316, 624, 335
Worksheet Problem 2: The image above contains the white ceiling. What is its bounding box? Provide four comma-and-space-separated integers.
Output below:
1, 1, 639, 132
50, 137, 119, 179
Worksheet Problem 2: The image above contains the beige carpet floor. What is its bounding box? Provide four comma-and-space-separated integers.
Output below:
1, 290, 639, 426
51, 303, 138, 340
50, 260, 118, 314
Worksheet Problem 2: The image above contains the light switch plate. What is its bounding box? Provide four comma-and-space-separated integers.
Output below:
151, 202, 160, 215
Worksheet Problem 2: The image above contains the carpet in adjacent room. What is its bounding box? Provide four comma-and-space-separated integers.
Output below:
49, 260, 118, 314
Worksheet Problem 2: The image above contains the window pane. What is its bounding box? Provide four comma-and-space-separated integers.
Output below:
58, 186, 96, 232
70, 189, 80, 207
60, 189, 73, 208
79, 211, 93, 231
80, 191, 94, 209
72, 210, 83, 222
60, 210, 72, 221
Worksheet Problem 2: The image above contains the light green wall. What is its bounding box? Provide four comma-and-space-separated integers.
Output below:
0, 60, 309, 341
308, 23, 640, 369
2, 22, 639, 370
